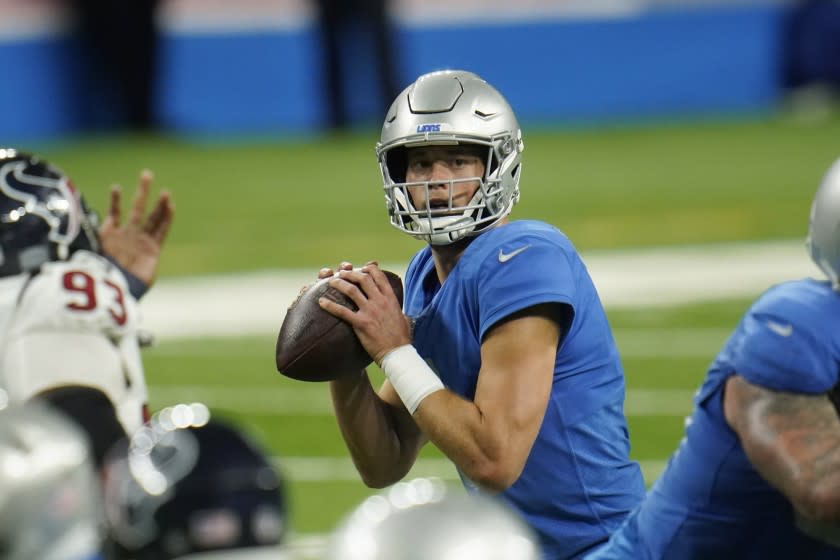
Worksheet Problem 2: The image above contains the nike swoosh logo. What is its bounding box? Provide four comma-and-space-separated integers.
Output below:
498, 244, 531, 263
766, 320, 793, 337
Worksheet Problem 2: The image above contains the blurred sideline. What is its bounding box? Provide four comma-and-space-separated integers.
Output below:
141, 239, 820, 340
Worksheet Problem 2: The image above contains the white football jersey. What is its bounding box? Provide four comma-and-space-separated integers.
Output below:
0, 250, 148, 435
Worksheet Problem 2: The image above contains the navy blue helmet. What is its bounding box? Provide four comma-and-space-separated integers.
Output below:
0, 148, 100, 277
104, 404, 288, 560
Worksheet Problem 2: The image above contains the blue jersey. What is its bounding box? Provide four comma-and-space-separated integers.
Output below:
403, 220, 645, 559
589, 279, 840, 560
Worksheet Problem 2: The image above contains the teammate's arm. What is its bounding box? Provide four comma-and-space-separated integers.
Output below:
724, 374, 840, 524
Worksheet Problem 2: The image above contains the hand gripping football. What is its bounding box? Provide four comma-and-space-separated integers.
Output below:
275, 270, 404, 382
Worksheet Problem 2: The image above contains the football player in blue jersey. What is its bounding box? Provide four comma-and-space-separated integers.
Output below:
317, 70, 646, 559
587, 158, 840, 560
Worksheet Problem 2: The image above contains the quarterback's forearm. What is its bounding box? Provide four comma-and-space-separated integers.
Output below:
381, 313, 556, 492
413, 389, 529, 491
330, 371, 420, 488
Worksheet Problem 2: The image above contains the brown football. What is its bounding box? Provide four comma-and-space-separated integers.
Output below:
275, 269, 404, 382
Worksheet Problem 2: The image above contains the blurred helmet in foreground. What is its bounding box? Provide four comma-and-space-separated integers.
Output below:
376, 70, 524, 245
103, 403, 288, 560
807, 157, 840, 291
0, 148, 100, 277
326, 477, 541, 560
0, 399, 103, 560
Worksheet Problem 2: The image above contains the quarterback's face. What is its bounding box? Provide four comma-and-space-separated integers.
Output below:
405, 145, 486, 213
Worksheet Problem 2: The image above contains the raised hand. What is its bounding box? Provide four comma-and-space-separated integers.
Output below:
99, 169, 174, 288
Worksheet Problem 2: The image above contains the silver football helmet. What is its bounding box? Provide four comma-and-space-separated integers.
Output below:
0, 401, 103, 560
326, 477, 541, 560
376, 70, 524, 245
807, 157, 840, 290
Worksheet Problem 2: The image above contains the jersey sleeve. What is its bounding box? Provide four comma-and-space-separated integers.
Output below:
476, 238, 577, 341
729, 307, 837, 394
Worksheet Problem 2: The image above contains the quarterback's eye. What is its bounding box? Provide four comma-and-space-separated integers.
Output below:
450, 157, 477, 169
408, 159, 431, 171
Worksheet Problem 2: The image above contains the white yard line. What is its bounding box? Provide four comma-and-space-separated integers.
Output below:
275, 456, 666, 484
140, 239, 820, 341
149, 384, 696, 417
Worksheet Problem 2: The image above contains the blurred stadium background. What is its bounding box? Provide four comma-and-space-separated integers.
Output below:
3, 0, 840, 555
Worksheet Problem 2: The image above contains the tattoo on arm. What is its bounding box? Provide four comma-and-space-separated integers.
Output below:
725, 375, 840, 522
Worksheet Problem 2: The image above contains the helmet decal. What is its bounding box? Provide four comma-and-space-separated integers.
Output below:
0, 149, 99, 276
0, 160, 83, 256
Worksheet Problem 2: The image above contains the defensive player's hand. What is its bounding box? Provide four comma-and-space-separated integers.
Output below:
99, 169, 174, 287
319, 262, 411, 365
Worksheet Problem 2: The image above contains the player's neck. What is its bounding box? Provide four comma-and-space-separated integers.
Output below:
430, 218, 511, 283
431, 239, 471, 284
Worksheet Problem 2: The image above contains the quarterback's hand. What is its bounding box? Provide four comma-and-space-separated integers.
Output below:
319, 262, 411, 364
99, 169, 174, 287
318, 261, 356, 280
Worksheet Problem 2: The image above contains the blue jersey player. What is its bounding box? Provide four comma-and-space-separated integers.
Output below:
589, 158, 840, 560
317, 70, 645, 559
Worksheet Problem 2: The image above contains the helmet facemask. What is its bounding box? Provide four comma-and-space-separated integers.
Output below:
376, 71, 523, 246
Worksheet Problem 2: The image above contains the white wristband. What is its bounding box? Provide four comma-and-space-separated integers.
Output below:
380, 345, 444, 414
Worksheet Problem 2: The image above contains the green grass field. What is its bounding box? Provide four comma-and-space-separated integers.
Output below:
27, 112, 840, 543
